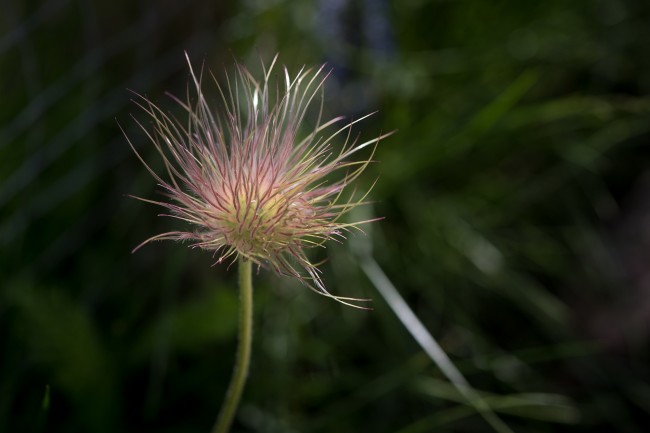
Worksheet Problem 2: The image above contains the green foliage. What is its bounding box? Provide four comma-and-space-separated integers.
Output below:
2, 0, 650, 432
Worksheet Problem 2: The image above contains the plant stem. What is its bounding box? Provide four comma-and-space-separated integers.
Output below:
212, 258, 253, 433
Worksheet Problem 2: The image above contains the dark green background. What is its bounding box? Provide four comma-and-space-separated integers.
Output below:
2, 0, 650, 432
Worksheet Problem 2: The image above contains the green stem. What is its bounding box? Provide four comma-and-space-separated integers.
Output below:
212, 258, 253, 433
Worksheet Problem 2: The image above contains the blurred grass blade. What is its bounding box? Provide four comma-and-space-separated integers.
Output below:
465, 69, 539, 138
415, 377, 579, 423
357, 255, 514, 433
41, 384, 50, 411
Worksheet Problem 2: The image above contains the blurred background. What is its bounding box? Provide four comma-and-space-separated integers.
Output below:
2, 0, 650, 432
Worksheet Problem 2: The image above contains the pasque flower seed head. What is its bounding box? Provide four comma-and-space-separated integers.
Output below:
125, 54, 389, 304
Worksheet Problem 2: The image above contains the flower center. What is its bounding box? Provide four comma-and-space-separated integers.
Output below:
217, 184, 310, 257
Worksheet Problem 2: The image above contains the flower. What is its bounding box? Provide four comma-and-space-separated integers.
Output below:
125, 53, 387, 304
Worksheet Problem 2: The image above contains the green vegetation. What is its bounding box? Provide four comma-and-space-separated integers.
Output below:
2, 0, 649, 432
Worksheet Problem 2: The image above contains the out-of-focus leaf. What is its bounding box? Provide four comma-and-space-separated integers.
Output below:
4, 282, 117, 432
414, 376, 580, 424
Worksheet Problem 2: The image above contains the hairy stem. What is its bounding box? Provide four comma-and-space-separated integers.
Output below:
212, 258, 253, 433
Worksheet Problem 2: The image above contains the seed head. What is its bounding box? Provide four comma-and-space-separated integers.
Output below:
125, 53, 388, 305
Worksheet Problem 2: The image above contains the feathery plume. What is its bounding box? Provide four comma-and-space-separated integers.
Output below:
125, 53, 388, 304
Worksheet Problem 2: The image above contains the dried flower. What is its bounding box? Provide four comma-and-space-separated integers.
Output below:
125, 54, 387, 303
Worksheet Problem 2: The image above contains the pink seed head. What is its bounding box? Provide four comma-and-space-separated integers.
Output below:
125, 53, 389, 304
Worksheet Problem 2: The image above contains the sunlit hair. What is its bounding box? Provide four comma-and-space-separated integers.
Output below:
124, 53, 389, 306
